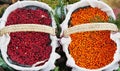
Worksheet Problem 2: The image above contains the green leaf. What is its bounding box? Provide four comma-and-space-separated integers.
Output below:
53, 0, 67, 37
53, 67, 59, 71
63, 0, 80, 4
0, 57, 4, 66
117, 67, 120, 71
108, 16, 116, 24
108, 14, 120, 30
0, 55, 14, 71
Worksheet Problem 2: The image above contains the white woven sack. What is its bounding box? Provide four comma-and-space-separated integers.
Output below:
0, 1, 60, 71
60, 0, 120, 71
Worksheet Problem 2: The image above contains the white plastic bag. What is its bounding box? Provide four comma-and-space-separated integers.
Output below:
61, 0, 120, 71
0, 1, 60, 71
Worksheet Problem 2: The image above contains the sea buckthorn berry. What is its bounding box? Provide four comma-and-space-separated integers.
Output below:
69, 7, 116, 69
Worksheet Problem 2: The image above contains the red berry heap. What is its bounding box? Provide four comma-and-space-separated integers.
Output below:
6, 7, 52, 66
